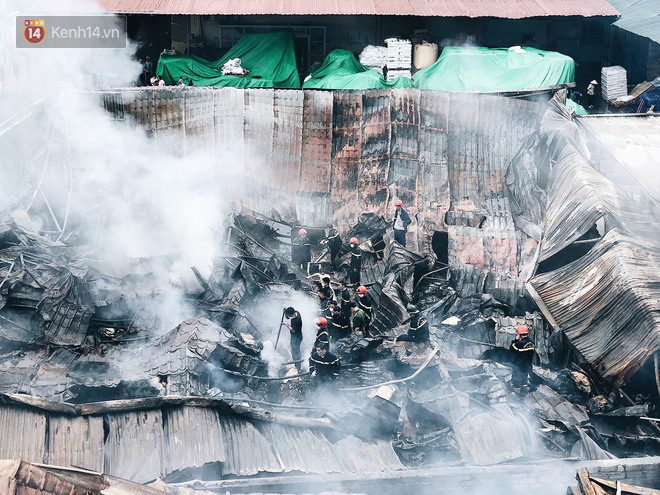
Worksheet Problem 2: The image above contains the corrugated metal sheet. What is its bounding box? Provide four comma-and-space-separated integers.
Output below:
104, 410, 166, 483
608, 0, 660, 44
530, 229, 660, 385
452, 404, 526, 466
0, 405, 47, 464
219, 415, 283, 476
578, 115, 660, 205
47, 415, 104, 472
524, 385, 589, 426
537, 145, 652, 262
163, 406, 226, 475
93, 0, 619, 17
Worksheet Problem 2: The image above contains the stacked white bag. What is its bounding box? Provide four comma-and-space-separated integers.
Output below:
359, 45, 388, 74
601, 66, 627, 101
385, 38, 412, 81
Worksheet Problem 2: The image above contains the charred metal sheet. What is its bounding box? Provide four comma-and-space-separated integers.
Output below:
183, 89, 215, 149
358, 90, 391, 218
330, 92, 361, 230
0, 404, 47, 464
104, 409, 166, 483
219, 415, 283, 477
332, 436, 403, 472
538, 146, 651, 262
163, 406, 226, 476
214, 88, 245, 164
524, 385, 589, 426
530, 229, 660, 385
271, 90, 303, 195
418, 90, 450, 235
452, 404, 527, 465
243, 89, 276, 213
47, 415, 104, 472
300, 90, 333, 194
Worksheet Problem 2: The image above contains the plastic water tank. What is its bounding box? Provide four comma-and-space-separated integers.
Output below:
414, 42, 438, 70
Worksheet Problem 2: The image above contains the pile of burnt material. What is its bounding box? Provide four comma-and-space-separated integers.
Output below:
2, 206, 660, 469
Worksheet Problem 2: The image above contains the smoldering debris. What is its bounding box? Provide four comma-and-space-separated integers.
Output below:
2, 201, 660, 481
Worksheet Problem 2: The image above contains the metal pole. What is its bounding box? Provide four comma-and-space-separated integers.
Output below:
274, 308, 286, 350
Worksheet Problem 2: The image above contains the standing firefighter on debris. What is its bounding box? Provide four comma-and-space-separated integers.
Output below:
320, 223, 342, 268
320, 274, 335, 301
348, 237, 362, 287
330, 304, 351, 340
338, 281, 352, 319
283, 307, 303, 369
292, 228, 311, 272
317, 286, 331, 315
309, 341, 340, 382
350, 302, 371, 337
510, 325, 535, 390
393, 200, 412, 247
395, 305, 429, 343
355, 285, 373, 334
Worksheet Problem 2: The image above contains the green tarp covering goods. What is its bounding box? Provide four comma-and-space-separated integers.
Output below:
413, 46, 575, 92
156, 31, 300, 88
303, 49, 412, 90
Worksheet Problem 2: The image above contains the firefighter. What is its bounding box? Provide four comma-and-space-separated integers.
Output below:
348, 237, 362, 287
329, 304, 351, 341
338, 281, 353, 319
393, 200, 412, 247
320, 274, 335, 301
283, 307, 303, 368
324, 299, 337, 325
355, 285, 374, 319
309, 341, 340, 381
350, 302, 371, 337
320, 223, 342, 268
314, 316, 330, 346
395, 305, 429, 342
510, 325, 535, 390
292, 228, 311, 272
317, 286, 331, 315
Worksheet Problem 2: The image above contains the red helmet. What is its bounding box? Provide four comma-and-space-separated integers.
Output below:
516, 325, 529, 335
357, 285, 368, 294
395, 200, 404, 207
349, 237, 359, 244
315, 317, 327, 328
298, 228, 307, 236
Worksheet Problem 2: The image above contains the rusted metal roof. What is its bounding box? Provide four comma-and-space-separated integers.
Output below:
530, 229, 660, 385
94, 0, 619, 17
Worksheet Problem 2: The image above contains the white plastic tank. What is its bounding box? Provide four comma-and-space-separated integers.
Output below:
414, 42, 438, 70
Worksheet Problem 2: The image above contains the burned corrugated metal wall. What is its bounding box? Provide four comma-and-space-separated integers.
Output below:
120, 88, 543, 292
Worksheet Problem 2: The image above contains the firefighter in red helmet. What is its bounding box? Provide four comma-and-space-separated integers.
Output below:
510, 325, 535, 391
292, 228, 311, 272
348, 237, 361, 287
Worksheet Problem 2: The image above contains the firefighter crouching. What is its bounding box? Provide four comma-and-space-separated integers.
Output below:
510, 325, 535, 391
394, 304, 429, 343
309, 341, 340, 382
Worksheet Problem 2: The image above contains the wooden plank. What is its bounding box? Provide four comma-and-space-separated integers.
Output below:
592, 477, 660, 495
577, 468, 598, 495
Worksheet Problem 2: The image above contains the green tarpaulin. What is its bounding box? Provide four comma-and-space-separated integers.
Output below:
413, 46, 575, 92
303, 49, 412, 90
156, 31, 300, 88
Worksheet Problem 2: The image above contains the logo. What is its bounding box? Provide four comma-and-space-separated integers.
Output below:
23, 20, 46, 44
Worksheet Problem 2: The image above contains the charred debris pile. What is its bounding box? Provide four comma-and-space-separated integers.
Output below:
0, 96, 659, 474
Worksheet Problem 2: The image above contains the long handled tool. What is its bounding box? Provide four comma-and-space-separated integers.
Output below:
274, 308, 286, 350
